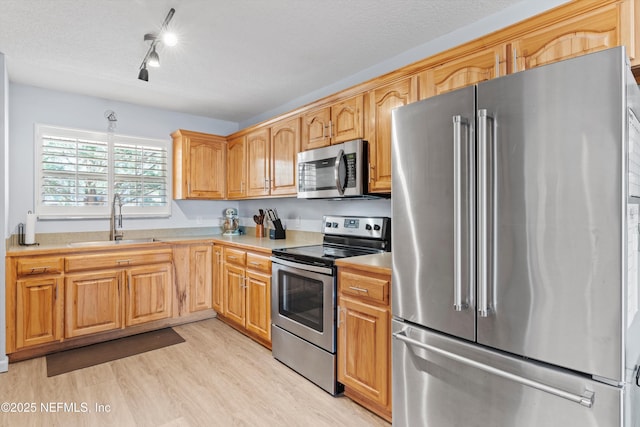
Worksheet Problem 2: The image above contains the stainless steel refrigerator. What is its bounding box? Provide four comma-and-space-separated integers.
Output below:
391, 46, 640, 426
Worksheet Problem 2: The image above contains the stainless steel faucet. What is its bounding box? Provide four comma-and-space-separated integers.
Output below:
110, 193, 124, 241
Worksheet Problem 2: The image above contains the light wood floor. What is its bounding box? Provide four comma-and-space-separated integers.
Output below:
0, 318, 390, 426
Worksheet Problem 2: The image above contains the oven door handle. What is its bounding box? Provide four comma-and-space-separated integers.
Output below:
270, 257, 334, 276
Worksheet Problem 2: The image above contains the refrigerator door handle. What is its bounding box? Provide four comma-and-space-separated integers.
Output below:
453, 115, 470, 311
393, 330, 595, 408
477, 109, 493, 317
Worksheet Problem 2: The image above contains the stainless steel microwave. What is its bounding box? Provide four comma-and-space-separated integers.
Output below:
297, 139, 369, 199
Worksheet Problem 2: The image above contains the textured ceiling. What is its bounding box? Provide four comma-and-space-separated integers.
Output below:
0, 0, 527, 123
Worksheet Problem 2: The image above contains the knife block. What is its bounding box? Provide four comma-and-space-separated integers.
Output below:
269, 219, 286, 239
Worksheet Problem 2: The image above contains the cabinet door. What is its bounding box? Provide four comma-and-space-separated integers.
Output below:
368, 77, 417, 193
301, 107, 331, 151
212, 245, 224, 313
223, 263, 246, 327
65, 270, 122, 338
270, 117, 300, 196
126, 263, 173, 326
331, 95, 364, 144
512, 4, 623, 72
245, 269, 271, 343
246, 128, 271, 198
187, 135, 226, 199
189, 245, 213, 312
226, 136, 246, 199
16, 276, 63, 349
338, 296, 390, 409
419, 45, 506, 99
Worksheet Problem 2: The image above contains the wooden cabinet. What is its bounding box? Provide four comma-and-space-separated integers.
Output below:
511, 3, 634, 72
188, 244, 213, 313
245, 253, 272, 342
16, 276, 63, 350
172, 129, 226, 200
419, 45, 506, 99
228, 118, 300, 199
246, 128, 271, 198
367, 77, 417, 193
223, 252, 246, 326
64, 270, 121, 338
269, 117, 300, 196
125, 263, 173, 326
338, 266, 392, 422
11, 256, 64, 351
172, 243, 213, 316
220, 245, 272, 346
64, 249, 174, 330
226, 135, 247, 199
212, 245, 224, 313
301, 94, 364, 151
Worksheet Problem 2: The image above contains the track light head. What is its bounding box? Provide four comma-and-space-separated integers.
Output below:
138, 66, 149, 82
148, 47, 160, 67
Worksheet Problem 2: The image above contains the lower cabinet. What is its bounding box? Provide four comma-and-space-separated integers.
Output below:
337, 266, 392, 422
125, 263, 173, 326
220, 245, 272, 347
212, 245, 224, 313
65, 270, 122, 338
16, 276, 63, 349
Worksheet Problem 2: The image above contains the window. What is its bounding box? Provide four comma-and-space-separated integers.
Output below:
35, 124, 171, 218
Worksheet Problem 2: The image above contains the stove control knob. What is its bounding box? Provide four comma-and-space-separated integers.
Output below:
373, 224, 381, 231
365, 224, 372, 231
332, 222, 339, 228
325, 222, 332, 228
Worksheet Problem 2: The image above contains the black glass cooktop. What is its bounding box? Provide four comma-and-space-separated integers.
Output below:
272, 244, 382, 267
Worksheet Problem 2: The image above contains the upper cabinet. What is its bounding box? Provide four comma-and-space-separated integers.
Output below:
270, 117, 300, 196
226, 135, 247, 199
228, 118, 300, 199
510, 2, 634, 72
172, 129, 226, 200
419, 45, 506, 99
246, 128, 271, 198
367, 77, 417, 193
301, 95, 364, 151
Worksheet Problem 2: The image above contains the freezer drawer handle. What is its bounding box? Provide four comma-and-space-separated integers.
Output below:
393, 331, 595, 408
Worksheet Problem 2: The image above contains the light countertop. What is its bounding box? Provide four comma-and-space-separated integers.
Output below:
335, 251, 392, 275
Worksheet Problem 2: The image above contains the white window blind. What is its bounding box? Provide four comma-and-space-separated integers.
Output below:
35, 124, 171, 218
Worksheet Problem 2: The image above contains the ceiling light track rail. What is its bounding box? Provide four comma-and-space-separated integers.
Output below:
138, 8, 176, 81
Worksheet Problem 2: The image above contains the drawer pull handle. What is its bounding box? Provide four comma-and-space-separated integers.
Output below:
349, 286, 369, 293
30, 266, 50, 273
228, 256, 237, 260
116, 259, 131, 264
249, 261, 261, 266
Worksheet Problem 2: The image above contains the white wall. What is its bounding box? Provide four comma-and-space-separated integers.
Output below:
239, 197, 391, 233
1, 53, 9, 372
9, 84, 240, 235
240, 0, 571, 128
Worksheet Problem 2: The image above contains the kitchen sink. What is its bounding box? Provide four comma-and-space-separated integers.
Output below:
67, 238, 162, 247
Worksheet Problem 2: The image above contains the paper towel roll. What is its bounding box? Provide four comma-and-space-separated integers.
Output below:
25, 212, 36, 244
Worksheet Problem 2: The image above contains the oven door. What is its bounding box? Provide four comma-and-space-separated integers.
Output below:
271, 258, 336, 352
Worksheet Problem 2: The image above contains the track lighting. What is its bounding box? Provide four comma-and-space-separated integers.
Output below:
138, 8, 176, 81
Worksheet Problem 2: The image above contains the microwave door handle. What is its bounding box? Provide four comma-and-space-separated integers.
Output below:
334, 149, 345, 195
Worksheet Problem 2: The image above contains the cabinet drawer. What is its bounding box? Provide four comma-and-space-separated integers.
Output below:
339, 270, 389, 305
224, 247, 246, 266
65, 249, 172, 272
246, 252, 271, 273
16, 256, 64, 276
